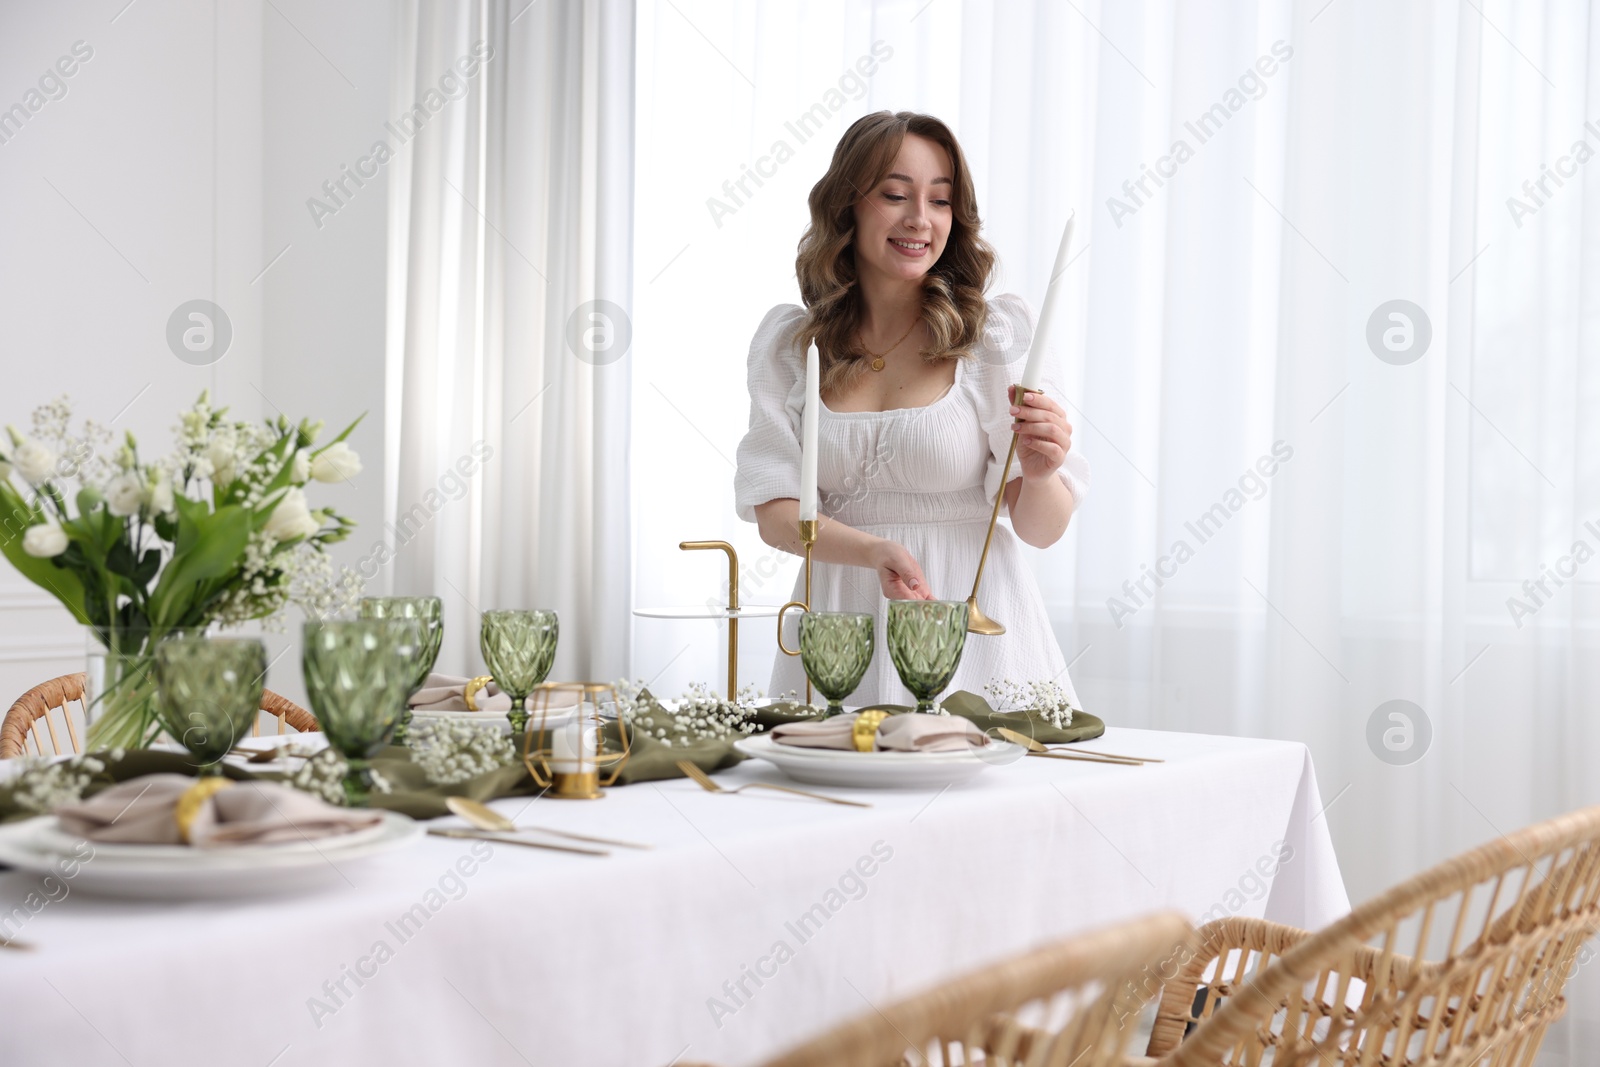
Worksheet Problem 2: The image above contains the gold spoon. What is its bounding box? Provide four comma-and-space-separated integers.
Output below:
445, 796, 653, 850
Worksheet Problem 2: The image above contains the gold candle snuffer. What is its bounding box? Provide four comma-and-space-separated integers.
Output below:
965, 386, 1043, 636
521, 682, 630, 800
774, 518, 816, 704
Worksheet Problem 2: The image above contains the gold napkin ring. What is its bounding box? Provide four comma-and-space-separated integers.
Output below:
852, 710, 890, 753
463, 675, 495, 712
175, 777, 234, 844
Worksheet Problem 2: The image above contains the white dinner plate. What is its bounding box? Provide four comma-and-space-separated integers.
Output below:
30, 818, 391, 864
0, 812, 421, 900
733, 735, 1018, 789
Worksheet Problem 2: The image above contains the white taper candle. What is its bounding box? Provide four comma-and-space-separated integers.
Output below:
799, 341, 820, 521
1018, 211, 1075, 392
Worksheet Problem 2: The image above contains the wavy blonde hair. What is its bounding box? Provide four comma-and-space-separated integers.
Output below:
794, 111, 996, 394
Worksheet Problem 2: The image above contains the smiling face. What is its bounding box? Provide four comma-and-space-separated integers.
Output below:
851, 133, 954, 287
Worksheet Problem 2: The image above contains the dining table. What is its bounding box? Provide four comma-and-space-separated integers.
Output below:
0, 725, 1350, 1067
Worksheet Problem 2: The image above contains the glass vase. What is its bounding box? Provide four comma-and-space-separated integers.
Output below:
85, 625, 201, 751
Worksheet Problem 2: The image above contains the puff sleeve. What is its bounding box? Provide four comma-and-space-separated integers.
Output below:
733, 304, 810, 523
973, 292, 1091, 512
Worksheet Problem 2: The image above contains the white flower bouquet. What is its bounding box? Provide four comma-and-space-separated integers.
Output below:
0, 394, 365, 748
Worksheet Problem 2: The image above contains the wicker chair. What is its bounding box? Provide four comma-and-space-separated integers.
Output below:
1, 672, 318, 759
1143, 805, 1600, 1067
716, 912, 1195, 1067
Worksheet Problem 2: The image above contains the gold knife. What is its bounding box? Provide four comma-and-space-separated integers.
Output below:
427, 827, 609, 856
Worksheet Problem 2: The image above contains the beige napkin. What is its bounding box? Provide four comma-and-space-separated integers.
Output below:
409, 672, 512, 712
771, 712, 988, 753
55, 774, 383, 848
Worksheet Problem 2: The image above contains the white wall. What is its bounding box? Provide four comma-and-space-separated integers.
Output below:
0, 0, 391, 712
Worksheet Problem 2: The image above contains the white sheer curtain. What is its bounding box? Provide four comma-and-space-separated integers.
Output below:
387, 0, 634, 681
633, 0, 1600, 1055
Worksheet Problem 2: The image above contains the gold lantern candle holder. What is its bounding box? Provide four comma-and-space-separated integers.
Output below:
521, 682, 630, 799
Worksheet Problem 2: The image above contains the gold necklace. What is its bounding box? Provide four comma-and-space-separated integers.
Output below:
859, 317, 920, 372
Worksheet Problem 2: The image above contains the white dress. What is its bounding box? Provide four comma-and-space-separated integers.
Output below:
733, 293, 1092, 708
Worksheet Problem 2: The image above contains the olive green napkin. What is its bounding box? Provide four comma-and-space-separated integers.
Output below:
936, 690, 1105, 744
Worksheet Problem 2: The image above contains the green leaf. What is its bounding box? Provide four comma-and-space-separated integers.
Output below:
147, 501, 251, 627
312, 413, 366, 456
135, 548, 161, 586
106, 538, 139, 579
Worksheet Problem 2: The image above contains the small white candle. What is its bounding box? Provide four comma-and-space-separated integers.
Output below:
550, 720, 598, 773
1019, 211, 1075, 392
799, 341, 820, 521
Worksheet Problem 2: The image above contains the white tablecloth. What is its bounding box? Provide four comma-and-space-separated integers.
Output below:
0, 727, 1348, 1066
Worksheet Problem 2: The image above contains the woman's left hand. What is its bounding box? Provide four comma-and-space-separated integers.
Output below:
1008, 385, 1073, 481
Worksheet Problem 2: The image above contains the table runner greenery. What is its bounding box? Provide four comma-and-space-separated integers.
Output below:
0, 690, 1105, 823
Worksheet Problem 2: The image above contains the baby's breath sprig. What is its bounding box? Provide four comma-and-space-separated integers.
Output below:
10, 753, 109, 814
984, 679, 1080, 730
408, 718, 516, 785
613, 679, 767, 748
286, 749, 394, 805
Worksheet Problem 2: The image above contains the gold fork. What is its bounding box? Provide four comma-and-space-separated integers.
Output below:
675, 760, 871, 808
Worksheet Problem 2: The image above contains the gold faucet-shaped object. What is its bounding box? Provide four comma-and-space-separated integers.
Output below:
680, 541, 740, 700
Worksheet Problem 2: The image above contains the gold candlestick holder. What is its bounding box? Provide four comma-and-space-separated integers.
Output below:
775, 518, 817, 704
679, 540, 741, 700
522, 682, 630, 799
966, 386, 1043, 636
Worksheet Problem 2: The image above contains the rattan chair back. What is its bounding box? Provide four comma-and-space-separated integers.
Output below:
1155, 805, 1600, 1067
2, 672, 318, 758
759, 911, 1195, 1067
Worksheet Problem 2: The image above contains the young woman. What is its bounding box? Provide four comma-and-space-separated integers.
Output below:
734, 111, 1089, 707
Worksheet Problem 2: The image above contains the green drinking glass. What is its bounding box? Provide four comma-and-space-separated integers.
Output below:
153, 636, 268, 777
886, 600, 969, 714
479, 609, 559, 734
358, 596, 444, 745
302, 620, 423, 805
799, 612, 874, 718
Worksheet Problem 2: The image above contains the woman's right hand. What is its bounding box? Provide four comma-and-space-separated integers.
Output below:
870, 540, 935, 601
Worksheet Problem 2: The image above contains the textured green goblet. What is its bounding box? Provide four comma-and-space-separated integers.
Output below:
302, 620, 423, 805
799, 612, 874, 717
886, 600, 969, 714
358, 596, 443, 744
479, 610, 559, 733
153, 636, 267, 777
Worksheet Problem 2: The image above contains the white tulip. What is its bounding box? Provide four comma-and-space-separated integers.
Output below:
207, 440, 236, 485
291, 448, 312, 484
145, 474, 175, 516
265, 487, 321, 541
311, 442, 362, 483
13, 439, 57, 485
22, 522, 68, 558
105, 472, 145, 517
